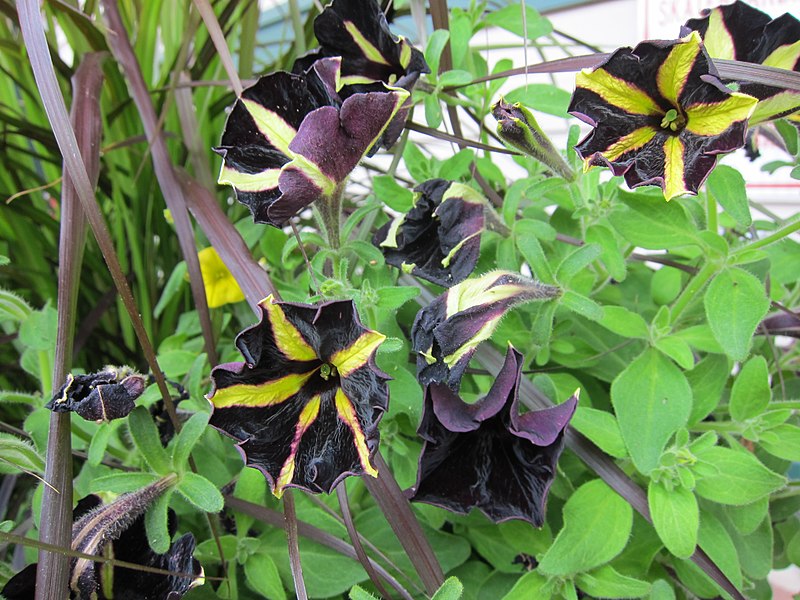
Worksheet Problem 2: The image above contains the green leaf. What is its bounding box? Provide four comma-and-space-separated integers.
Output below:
515, 221, 555, 283
177, 472, 224, 513
483, 4, 552, 39
157, 349, 197, 379
570, 407, 627, 458
575, 565, 651, 598
403, 143, 431, 181
438, 149, 475, 181
651, 267, 682, 305
610, 349, 692, 474
500, 570, 550, 599
608, 194, 699, 249
88, 423, 113, 466
560, 290, 603, 321
439, 70, 473, 88
648, 480, 698, 558
696, 509, 743, 590
706, 165, 751, 226
585, 224, 626, 281
245, 552, 287, 600
425, 94, 443, 128
729, 355, 770, 422
145, 488, 173, 554
128, 406, 173, 475
346, 240, 385, 267
154, 261, 187, 318
0, 288, 33, 322
18, 305, 57, 351
599, 306, 649, 338
431, 577, 464, 600
376, 286, 419, 310
556, 244, 601, 284
171, 411, 209, 471
686, 354, 730, 425
425, 29, 450, 76
0, 390, 41, 405
654, 335, 695, 370
759, 424, 800, 461
89, 472, 160, 494
538, 479, 633, 576
505, 84, 571, 117
693, 445, 785, 505
704, 267, 769, 361
649, 579, 676, 600
349, 586, 379, 600
726, 497, 768, 535
0, 433, 44, 474
372, 175, 414, 212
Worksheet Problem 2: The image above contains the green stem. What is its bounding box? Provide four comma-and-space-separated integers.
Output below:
289, 0, 306, 56
732, 217, 800, 255
706, 193, 718, 233
669, 262, 717, 325
316, 186, 344, 250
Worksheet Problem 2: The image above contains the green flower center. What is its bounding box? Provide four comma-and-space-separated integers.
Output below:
319, 363, 338, 381
660, 108, 686, 132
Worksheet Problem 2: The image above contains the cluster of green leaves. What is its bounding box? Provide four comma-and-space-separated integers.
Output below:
2, 0, 800, 599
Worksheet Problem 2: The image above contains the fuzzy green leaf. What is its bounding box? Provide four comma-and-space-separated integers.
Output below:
177, 472, 224, 513
706, 165, 751, 226
246, 552, 287, 600
729, 355, 770, 422
575, 565, 652, 598
648, 480, 698, 558
171, 411, 209, 471
373, 175, 414, 212
537, 479, 632, 576
704, 267, 769, 361
570, 407, 627, 458
129, 406, 173, 475
694, 445, 785, 505
431, 577, 464, 600
0, 433, 45, 474
611, 349, 692, 474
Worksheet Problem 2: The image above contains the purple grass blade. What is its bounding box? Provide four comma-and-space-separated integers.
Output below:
102, 0, 219, 367
35, 52, 104, 600
179, 174, 277, 311
282, 490, 308, 600
406, 122, 521, 155
336, 483, 393, 599
225, 496, 415, 600
191, 0, 243, 97
715, 59, 800, 92
175, 72, 215, 190
364, 453, 444, 595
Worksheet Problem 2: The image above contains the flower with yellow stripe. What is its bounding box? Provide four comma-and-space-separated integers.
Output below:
207, 295, 389, 497
568, 31, 757, 201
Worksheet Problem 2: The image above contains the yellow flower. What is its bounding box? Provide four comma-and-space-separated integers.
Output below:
197, 247, 244, 308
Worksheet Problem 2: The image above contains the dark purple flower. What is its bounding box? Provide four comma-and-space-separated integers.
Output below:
373, 179, 486, 287
46, 367, 146, 422
411, 271, 560, 390
684, 1, 800, 125
207, 295, 389, 497
215, 57, 407, 227
294, 0, 429, 149
409, 346, 577, 525
568, 32, 758, 200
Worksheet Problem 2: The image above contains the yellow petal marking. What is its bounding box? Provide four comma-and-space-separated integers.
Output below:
600, 126, 658, 162
445, 272, 524, 316
273, 394, 322, 497
442, 317, 500, 368
703, 9, 736, 60
210, 370, 316, 408
576, 68, 661, 116
218, 164, 280, 192
685, 92, 757, 135
662, 136, 688, 201
332, 331, 386, 377
241, 99, 297, 156
344, 21, 391, 66
657, 32, 701, 107
335, 388, 377, 477
762, 40, 800, 70
261, 296, 318, 361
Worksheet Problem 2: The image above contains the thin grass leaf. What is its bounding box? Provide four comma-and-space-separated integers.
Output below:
283, 490, 308, 600
102, 0, 219, 367
192, 0, 243, 96
406, 122, 521, 155
175, 71, 215, 190
336, 483, 392, 599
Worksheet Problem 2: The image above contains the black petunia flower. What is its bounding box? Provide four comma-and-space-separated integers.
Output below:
215, 57, 407, 227
411, 271, 560, 390
373, 179, 486, 287
568, 31, 757, 200
409, 346, 577, 525
294, 0, 429, 149
46, 367, 146, 422
207, 295, 389, 497
684, 1, 800, 125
